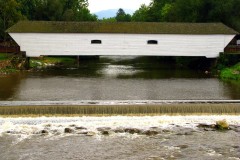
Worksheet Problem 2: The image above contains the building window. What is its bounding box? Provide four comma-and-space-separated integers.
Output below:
147, 40, 158, 45
91, 40, 102, 44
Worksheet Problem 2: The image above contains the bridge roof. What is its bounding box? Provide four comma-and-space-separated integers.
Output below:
7, 21, 238, 35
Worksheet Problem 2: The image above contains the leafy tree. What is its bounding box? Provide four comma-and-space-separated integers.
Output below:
147, 0, 175, 22
0, 0, 24, 40
116, 8, 131, 22
99, 17, 117, 22
62, 9, 75, 21
33, 0, 64, 21
166, 0, 240, 32
132, 4, 149, 22
61, 0, 96, 21
166, 0, 201, 22
16, 0, 38, 20
22, 0, 96, 21
76, 7, 97, 21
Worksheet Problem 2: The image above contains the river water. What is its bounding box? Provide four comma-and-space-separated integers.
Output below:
0, 116, 240, 160
0, 56, 240, 101
1, 56, 240, 160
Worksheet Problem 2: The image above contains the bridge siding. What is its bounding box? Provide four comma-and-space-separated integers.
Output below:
9, 33, 235, 58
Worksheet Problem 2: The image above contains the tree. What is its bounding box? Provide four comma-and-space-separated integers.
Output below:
33, 0, 64, 21
163, 0, 200, 22
0, 0, 24, 40
166, 0, 240, 32
132, 4, 149, 22
17, 0, 38, 20
100, 17, 117, 22
61, 0, 96, 21
115, 8, 131, 22
62, 9, 75, 21
28, 0, 96, 21
146, 0, 175, 22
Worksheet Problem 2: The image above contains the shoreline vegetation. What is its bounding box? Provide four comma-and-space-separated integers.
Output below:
220, 63, 240, 80
1, 53, 240, 81
0, 53, 77, 74
0, 104, 239, 117
0, 52, 28, 74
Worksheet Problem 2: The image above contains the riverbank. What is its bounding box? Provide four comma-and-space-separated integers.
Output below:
0, 53, 27, 74
0, 53, 77, 74
30, 56, 76, 69
1, 53, 240, 80
220, 62, 240, 80
0, 53, 17, 74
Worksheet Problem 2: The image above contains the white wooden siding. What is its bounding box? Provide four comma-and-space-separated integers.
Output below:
9, 33, 235, 58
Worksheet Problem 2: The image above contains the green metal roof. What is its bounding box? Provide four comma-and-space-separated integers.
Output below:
6, 21, 238, 35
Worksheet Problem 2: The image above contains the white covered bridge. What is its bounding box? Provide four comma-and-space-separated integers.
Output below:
7, 21, 238, 58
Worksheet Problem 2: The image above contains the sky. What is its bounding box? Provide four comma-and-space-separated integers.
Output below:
88, 0, 151, 13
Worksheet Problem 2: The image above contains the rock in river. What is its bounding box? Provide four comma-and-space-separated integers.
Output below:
64, 128, 74, 133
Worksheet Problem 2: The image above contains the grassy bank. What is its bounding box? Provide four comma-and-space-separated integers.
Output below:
0, 54, 77, 74
30, 56, 76, 68
0, 53, 8, 60
220, 63, 240, 80
0, 53, 19, 74
0, 104, 239, 117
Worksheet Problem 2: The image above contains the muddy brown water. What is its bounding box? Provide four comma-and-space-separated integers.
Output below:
0, 56, 240, 101
0, 56, 240, 160
0, 116, 239, 160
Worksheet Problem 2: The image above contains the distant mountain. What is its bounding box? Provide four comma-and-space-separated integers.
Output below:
94, 9, 134, 19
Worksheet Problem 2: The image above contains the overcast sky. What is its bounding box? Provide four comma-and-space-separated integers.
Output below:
88, 0, 151, 13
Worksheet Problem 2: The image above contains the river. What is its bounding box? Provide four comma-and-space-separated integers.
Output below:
0, 116, 240, 160
0, 56, 240, 160
0, 56, 240, 101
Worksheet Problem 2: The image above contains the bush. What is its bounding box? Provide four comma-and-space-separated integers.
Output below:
220, 63, 240, 80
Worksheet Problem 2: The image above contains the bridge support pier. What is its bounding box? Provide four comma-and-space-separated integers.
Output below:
76, 56, 80, 68
21, 51, 30, 70
25, 57, 30, 70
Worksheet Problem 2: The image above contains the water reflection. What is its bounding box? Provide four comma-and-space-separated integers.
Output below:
0, 56, 239, 101
222, 80, 240, 99
0, 74, 23, 100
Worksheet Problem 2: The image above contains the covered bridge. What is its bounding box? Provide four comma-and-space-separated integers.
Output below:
7, 21, 238, 58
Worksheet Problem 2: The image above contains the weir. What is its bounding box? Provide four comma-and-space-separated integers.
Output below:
0, 101, 240, 116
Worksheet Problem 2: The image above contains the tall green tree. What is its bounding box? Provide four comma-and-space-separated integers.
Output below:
17, 0, 96, 21
17, 0, 38, 20
100, 17, 117, 22
132, 4, 149, 22
61, 0, 96, 21
166, 0, 240, 31
116, 8, 131, 22
0, 0, 24, 40
147, 0, 175, 22
33, 0, 63, 21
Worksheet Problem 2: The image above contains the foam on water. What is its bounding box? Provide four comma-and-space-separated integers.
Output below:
0, 115, 239, 160
0, 116, 239, 138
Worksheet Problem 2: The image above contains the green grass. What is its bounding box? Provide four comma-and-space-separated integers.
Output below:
44, 56, 76, 64
30, 56, 76, 68
220, 63, 240, 80
0, 104, 239, 117
0, 53, 8, 61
